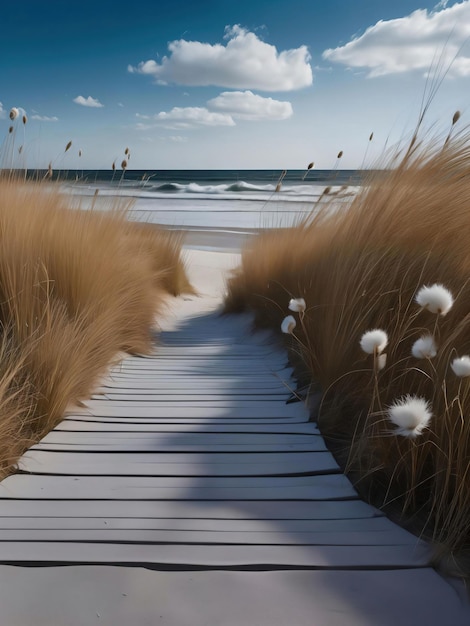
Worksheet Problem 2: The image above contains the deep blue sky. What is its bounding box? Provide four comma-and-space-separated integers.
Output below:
1, 0, 468, 168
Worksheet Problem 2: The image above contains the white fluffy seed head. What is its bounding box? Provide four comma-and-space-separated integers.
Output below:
288, 298, 306, 314
411, 335, 437, 359
451, 356, 470, 377
387, 395, 432, 438
360, 329, 388, 355
281, 315, 296, 334
415, 284, 454, 316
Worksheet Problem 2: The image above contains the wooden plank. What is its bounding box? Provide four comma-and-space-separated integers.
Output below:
37, 431, 325, 447
144, 354, 283, 362
54, 421, 322, 434
0, 474, 358, 500
104, 371, 291, 379
108, 367, 291, 376
99, 379, 287, 388
96, 389, 291, 398
20, 451, 339, 476
116, 354, 286, 362
75, 406, 306, 419
63, 416, 311, 424
0, 499, 382, 519
0, 517, 395, 533
96, 389, 293, 398
0, 568, 465, 626
81, 400, 302, 409
0, 542, 430, 567
140, 348, 280, 356
97, 378, 295, 391
0, 528, 420, 546
92, 393, 290, 402
29, 440, 325, 452
83, 398, 302, 407
109, 365, 288, 374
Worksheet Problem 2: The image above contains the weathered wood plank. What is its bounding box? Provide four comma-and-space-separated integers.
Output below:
75, 405, 307, 419
54, 421, 322, 434
0, 474, 358, 500
96, 392, 291, 400
37, 431, 326, 447
0, 528, 420, 546
92, 393, 290, 402
30, 442, 326, 453
0, 567, 465, 626
0, 517, 394, 532
0, 499, 383, 519
0, 542, 430, 567
100, 379, 287, 388
97, 378, 295, 393
20, 451, 339, 476
63, 416, 311, 424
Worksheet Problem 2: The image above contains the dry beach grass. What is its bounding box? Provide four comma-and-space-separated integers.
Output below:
225, 128, 470, 577
0, 177, 191, 478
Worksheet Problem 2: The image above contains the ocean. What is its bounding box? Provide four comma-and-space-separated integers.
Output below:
45, 168, 368, 235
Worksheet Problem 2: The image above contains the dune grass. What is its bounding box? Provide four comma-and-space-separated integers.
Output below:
225, 129, 470, 577
0, 177, 192, 478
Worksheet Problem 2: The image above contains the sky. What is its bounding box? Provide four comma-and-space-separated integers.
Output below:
0, 0, 469, 169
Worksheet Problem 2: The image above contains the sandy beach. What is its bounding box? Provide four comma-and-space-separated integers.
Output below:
176, 225, 257, 253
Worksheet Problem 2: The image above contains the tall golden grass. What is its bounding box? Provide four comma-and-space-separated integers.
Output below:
225, 129, 470, 576
0, 177, 192, 478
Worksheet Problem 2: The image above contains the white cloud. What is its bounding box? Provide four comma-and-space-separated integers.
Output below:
31, 114, 59, 121
154, 106, 235, 128
136, 89, 293, 130
73, 95, 104, 108
323, 1, 470, 77
129, 25, 312, 91
118, 102, 124, 107
169, 135, 188, 142
0, 102, 5, 119
208, 90, 293, 121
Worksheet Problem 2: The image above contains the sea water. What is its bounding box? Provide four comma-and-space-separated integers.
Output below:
55, 169, 366, 233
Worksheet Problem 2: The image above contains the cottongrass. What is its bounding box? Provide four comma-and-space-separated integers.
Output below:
224, 127, 470, 577
288, 297, 306, 314
415, 283, 454, 316
411, 335, 437, 359
387, 395, 433, 438
451, 356, 470, 377
360, 329, 388, 355
281, 315, 296, 334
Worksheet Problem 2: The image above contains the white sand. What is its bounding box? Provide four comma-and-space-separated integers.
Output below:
159, 245, 241, 330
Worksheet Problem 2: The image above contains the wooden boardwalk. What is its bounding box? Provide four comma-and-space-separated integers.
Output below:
0, 250, 468, 625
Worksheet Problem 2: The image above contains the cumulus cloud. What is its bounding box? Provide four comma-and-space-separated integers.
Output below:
208, 90, 293, 120
31, 114, 59, 121
0, 102, 5, 118
73, 95, 104, 108
323, 1, 470, 77
154, 107, 235, 129
129, 25, 312, 91
136, 91, 293, 129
